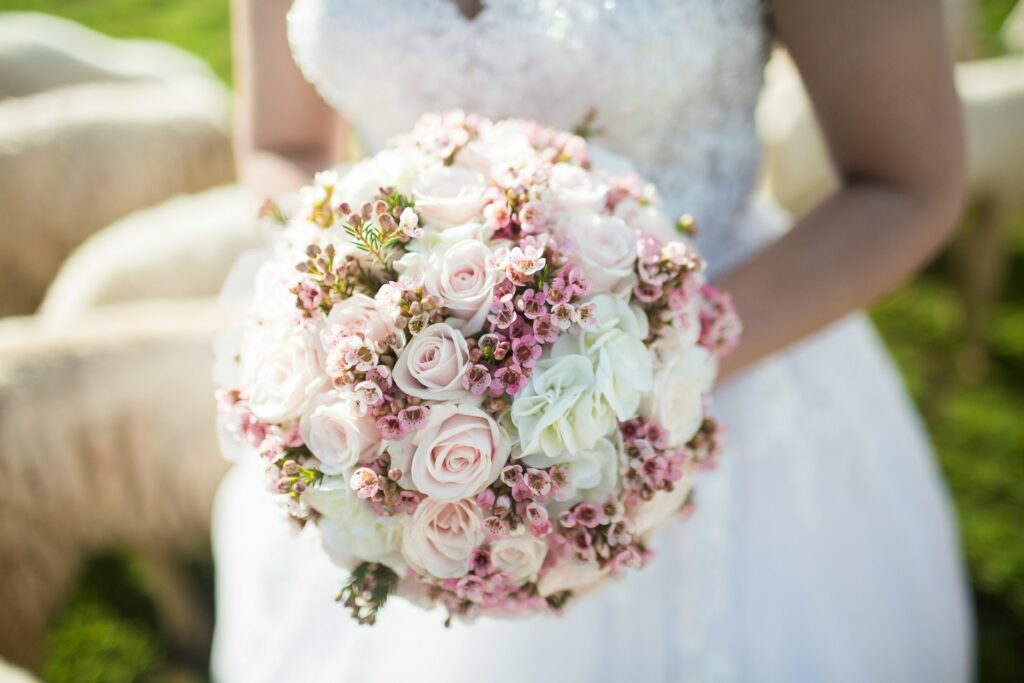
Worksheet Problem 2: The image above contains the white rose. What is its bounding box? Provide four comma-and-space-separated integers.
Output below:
641, 335, 717, 446
511, 355, 615, 461
412, 166, 488, 228
587, 144, 637, 175
243, 325, 329, 423
456, 120, 539, 174
303, 477, 405, 572
300, 394, 382, 475
389, 403, 510, 500
335, 148, 431, 205
522, 437, 619, 506
399, 222, 495, 259
552, 295, 652, 420
548, 163, 609, 214
392, 323, 473, 400
556, 213, 637, 293
249, 259, 300, 323
536, 557, 608, 598
490, 535, 548, 583
613, 198, 676, 244
419, 239, 501, 336
402, 498, 484, 579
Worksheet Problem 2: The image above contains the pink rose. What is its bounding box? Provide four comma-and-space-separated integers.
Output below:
423, 239, 501, 335
412, 166, 488, 228
321, 293, 394, 345
557, 213, 638, 293
391, 403, 510, 500
402, 498, 484, 579
393, 323, 472, 400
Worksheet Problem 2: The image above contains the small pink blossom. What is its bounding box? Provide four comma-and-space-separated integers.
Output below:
525, 501, 549, 529
258, 434, 286, 462
476, 488, 496, 509
483, 201, 512, 230
516, 289, 546, 319
500, 464, 524, 487
280, 422, 304, 448
572, 503, 606, 529
574, 302, 597, 327
375, 415, 405, 441
350, 467, 380, 499
353, 380, 384, 408
524, 469, 552, 498
297, 280, 324, 311
518, 200, 549, 233
564, 265, 592, 297
469, 547, 493, 575
542, 280, 569, 305
462, 363, 493, 395
483, 515, 509, 541
455, 574, 486, 601
633, 282, 664, 303
399, 207, 423, 238
398, 404, 430, 430
487, 299, 517, 329
511, 337, 542, 367
493, 364, 528, 395
532, 315, 560, 343
549, 302, 576, 330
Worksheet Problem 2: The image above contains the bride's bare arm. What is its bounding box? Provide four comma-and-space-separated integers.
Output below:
232, 0, 347, 196
717, 0, 965, 379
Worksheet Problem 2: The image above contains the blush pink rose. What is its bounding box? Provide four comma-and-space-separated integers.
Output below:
536, 557, 609, 598
547, 162, 610, 214
412, 166, 488, 228
402, 498, 484, 579
391, 403, 510, 500
423, 240, 501, 335
321, 293, 394, 345
392, 323, 472, 400
557, 213, 638, 293
491, 535, 547, 583
632, 479, 695, 537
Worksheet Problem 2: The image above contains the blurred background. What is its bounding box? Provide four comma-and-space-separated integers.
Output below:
0, 1, 1021, 681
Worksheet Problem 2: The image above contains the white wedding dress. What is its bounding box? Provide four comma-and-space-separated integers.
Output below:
211, 1, 973, 681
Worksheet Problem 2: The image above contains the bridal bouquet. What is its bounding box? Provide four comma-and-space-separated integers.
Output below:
216, 111, 739, 625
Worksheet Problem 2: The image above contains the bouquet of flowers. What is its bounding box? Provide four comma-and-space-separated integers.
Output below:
216, 111, 740, 625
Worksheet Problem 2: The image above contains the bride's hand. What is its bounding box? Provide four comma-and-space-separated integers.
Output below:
232, 0, 349, 197
717, 0, 964, 381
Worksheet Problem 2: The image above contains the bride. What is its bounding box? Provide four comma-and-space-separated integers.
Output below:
212, 0, 973, 680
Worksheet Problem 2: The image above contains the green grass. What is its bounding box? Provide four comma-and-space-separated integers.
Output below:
43, 556, 165, 683
3, 1, 1023, 681
871, 221, 1024, 680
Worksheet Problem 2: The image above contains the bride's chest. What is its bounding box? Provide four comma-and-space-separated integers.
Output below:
289, 0, 769, 154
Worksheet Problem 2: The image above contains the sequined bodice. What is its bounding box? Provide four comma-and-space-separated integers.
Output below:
288, 0, 771, 263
